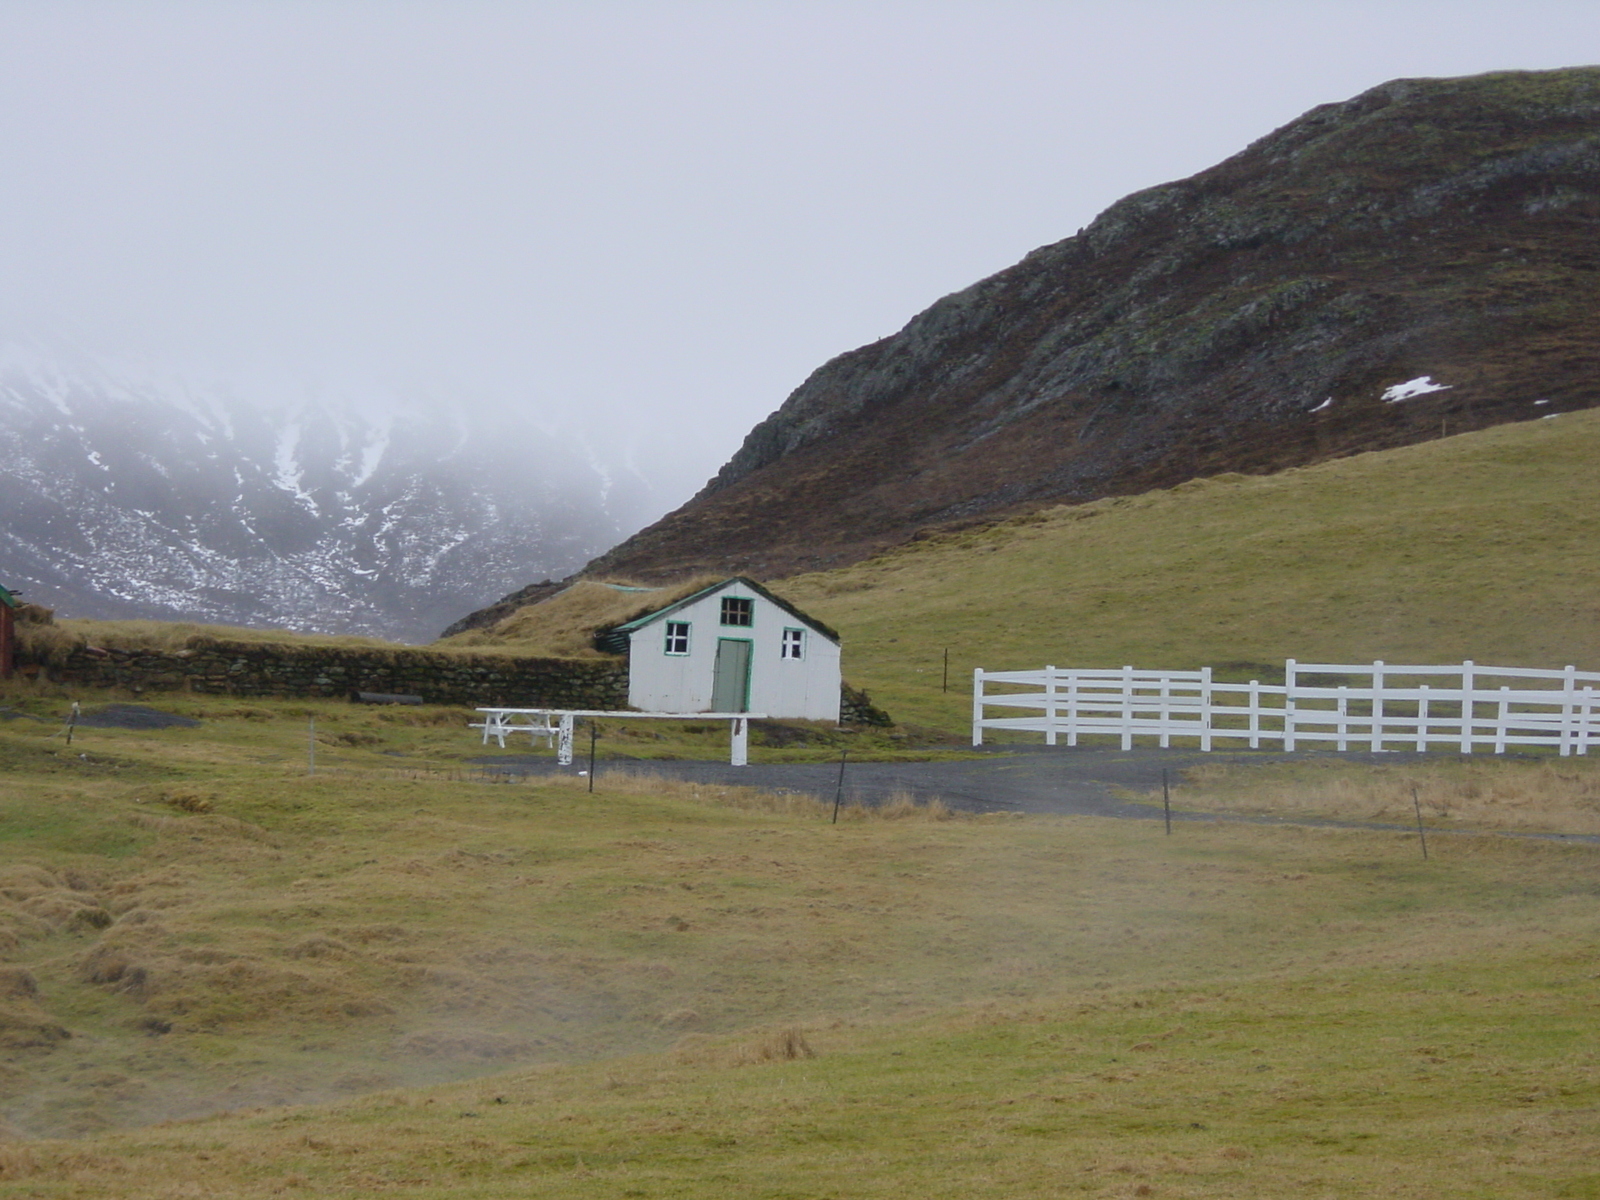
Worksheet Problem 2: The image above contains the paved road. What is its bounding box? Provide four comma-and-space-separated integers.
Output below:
473, 745, 1436, 823
472, 745, 1600, 843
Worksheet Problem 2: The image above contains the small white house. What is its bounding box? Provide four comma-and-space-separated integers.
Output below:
598, 577, 841, 721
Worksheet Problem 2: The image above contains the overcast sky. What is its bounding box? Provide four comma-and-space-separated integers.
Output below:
2, 0, 1597, 512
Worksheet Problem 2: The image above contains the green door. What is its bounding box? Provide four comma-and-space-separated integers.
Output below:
711, 638, 752, 712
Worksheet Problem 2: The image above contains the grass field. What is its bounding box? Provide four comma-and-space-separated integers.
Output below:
3, 699, 1600, 1196
780, 409, 1600, 733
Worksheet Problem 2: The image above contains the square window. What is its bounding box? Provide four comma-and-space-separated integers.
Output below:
720, 596, 753, 627
664, 621, 690, 655
781, 628, 805, 660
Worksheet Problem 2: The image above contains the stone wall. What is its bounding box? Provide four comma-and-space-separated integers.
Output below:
20, 638, 895, 724
27, 638, 628, 709
840, 683, 893, 728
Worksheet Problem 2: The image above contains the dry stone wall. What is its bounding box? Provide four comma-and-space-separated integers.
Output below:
27, 639, 628, 709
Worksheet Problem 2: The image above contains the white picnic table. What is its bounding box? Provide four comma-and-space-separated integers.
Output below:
472, 708, 767, 766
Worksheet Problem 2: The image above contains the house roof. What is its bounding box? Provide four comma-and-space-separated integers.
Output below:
599, 576, 840, 651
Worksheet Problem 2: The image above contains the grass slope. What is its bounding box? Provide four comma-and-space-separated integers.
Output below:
780, 409, 1600, 731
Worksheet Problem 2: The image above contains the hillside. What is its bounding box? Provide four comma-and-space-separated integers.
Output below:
445, 66, 1600, 630
775, 407, 1600, 731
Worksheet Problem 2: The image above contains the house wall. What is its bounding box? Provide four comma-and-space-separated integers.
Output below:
626, 583, 842, 721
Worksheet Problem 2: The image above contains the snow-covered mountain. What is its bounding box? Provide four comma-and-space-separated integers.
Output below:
0, 348, 651, 643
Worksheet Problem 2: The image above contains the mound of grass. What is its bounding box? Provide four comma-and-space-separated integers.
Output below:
781, 410, 1600, 732
45, 619, 404, 656
436, 576, 721, 658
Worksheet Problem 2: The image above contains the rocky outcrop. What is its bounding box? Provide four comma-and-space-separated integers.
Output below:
535, 68, 1600, 594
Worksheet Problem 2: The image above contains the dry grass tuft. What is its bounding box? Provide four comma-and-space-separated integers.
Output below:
670, 1026, 817, 1068
737, 1027, 816, 1064
160, 788, 214, 814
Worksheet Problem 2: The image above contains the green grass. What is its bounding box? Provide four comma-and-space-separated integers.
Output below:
780, 409, 1600, 731
3, 702, 1600, 1196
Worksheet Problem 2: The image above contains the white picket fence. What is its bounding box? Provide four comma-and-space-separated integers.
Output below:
972, 660, 1600, 755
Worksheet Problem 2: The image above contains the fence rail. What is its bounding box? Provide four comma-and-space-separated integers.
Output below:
972, 660, 1600, 755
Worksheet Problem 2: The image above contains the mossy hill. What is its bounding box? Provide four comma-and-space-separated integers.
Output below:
452, 66, 1600, 631
773, 407, 1600, 732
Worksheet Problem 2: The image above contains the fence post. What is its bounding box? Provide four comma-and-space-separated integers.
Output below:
558, 714, 575, 765
1248, 679, 1261, 749
731, 717, 748, 767
1158, 672, 1171, 749
1417, 684, 1430, 751
1045, 665, 1058, 747
1200, 666, 1213, 752
1067, 669, 1080, 747
1121, 665, 1135, 751
1370, 660, 1385, 752
1561, 665, 1578, 757
1495, 686, 1510, 754
1581, 686, 1596, 756
972, 668, 985, 747
1284, 659, 1297, 752
1460, 661, 1475, 754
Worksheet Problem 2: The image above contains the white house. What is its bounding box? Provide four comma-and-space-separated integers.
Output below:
597, 577, 842, 721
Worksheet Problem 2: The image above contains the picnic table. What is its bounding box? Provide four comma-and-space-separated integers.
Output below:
472, 708, 767, 766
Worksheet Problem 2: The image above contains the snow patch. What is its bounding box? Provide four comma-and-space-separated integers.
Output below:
1382, 376, 1452, 403
1308, 397, 1332, 413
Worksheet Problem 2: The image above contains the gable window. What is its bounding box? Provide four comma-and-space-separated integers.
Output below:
663, 621, 690, 655
781, 628, 805, 660
720, 596, 753, 627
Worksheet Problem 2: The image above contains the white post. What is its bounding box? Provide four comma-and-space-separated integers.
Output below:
972, 668, 985, 747
1045, 665, 1058, 747
1121, 665, 1135, 751
1283, 659, 1297, 752
1067, 671, 1080, 747
1560, 665, 1577, 757
1416, 685, 1430, 751
1495, 686, 1510, 754
1336, 686, 1349, 751
731, 717, 748, 767
557, 713, 575, 766
1369, 660, 1385, 752
1580, 687, 1596, 756
1247, 680, 1261, 749
1158, 673, 1171, 749
1460, 661, 1475, 754
1200, 666, 1213, 752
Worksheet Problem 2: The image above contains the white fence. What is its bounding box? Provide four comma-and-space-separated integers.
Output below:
972, 660, 1600, 755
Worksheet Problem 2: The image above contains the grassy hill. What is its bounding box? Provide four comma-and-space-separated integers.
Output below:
779, 408, 1600, 731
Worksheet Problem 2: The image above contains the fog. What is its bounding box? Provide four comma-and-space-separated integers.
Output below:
2, 0, 1596, 518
